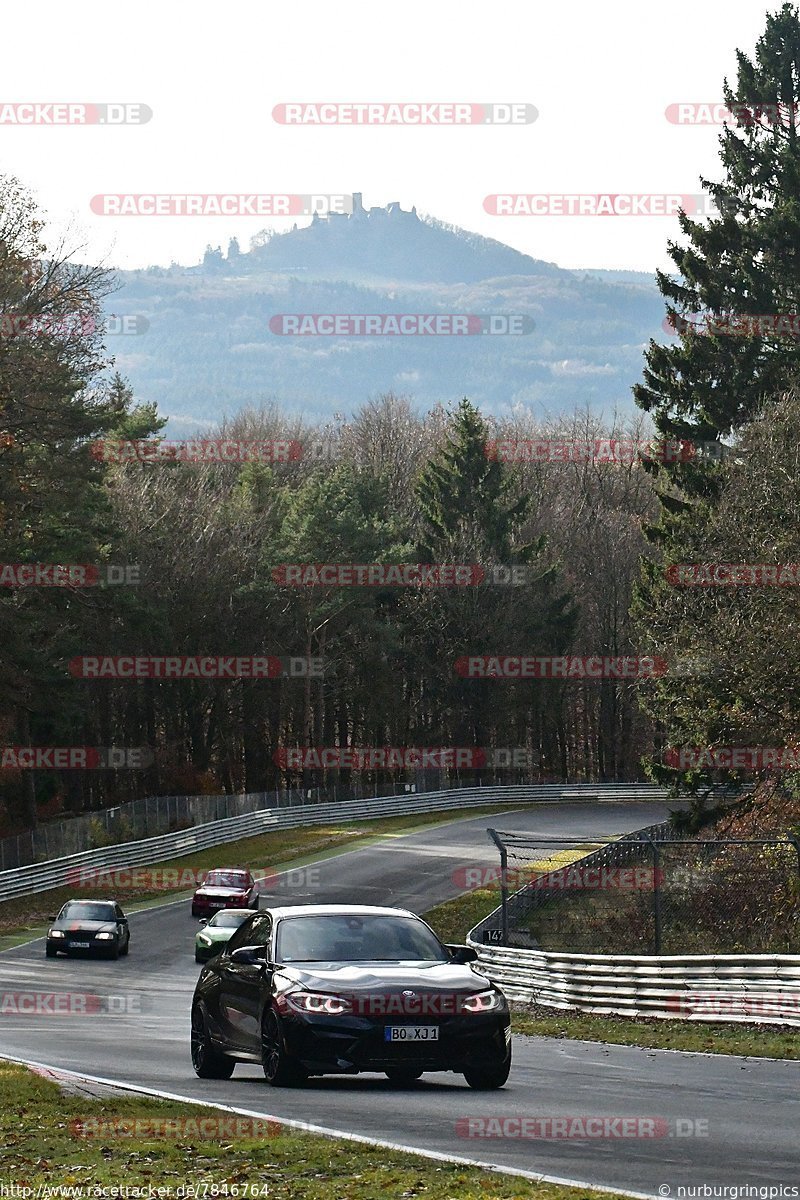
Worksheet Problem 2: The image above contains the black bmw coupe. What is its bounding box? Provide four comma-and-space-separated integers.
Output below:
190, 904, 511, 1089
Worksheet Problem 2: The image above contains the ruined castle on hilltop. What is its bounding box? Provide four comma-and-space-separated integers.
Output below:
313, 192, 419, 222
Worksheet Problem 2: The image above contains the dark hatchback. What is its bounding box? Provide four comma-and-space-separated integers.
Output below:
46, 900, 130, 959
190, 904, 511, 1089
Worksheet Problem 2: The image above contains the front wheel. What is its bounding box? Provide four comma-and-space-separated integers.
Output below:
261, 1009, 307, 1087
106, 943, 120, 961
191, 1006, 235, 1079
463, 1053, 511, 1090
45, 944, 57, 958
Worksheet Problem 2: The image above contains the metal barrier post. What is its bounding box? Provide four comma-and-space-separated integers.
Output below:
488, 828, 509, 946
642, 834, 662, 954
788, 835, 800, 879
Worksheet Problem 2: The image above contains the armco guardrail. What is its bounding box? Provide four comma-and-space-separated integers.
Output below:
467, 818, 800, 1026
0, 783, 668, 903
467, 943, 800, 1026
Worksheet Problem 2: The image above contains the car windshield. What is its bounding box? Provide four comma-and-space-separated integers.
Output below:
276, 914, 446, 963
205, 871, 248, 887
208, 911, 251, 928
60, 903, 116, 922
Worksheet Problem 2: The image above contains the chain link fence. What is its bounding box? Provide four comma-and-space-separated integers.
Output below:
472, 824, 800, 955
0, 775, 469, 871
0, 772, 648, 870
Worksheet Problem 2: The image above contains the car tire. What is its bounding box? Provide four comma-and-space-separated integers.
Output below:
191, 1006, 235, 1079
261, 1008, 307, 1087
463, 1052, 511, 1090
384, 1066, 424, 1085
106, 943, 120, 961
195, 951, 205, 964
45, 944, 58, 958
120, 938, 129, 956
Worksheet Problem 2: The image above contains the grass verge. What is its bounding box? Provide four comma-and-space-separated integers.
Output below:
507, 1004, 800, 1059
0, 1060, 632, 1199
422, 886, 800, 1060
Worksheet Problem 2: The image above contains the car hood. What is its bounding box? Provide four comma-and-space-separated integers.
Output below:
53, 919, 117, 933
278, 960, 491, 995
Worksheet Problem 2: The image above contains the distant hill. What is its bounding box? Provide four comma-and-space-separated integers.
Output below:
103, 195, 667, 430
220, 193, 563, 284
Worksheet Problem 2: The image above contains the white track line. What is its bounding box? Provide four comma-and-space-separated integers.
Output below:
1, 1052, 660, 1200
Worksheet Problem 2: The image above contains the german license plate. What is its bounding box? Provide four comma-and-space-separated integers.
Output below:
384, 1025, 439, 1042
70, 941, 90, 948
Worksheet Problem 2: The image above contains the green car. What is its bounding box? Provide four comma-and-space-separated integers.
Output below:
195, 908, 254, 963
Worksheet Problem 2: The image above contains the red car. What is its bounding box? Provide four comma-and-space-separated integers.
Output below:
192, 868, 259, 918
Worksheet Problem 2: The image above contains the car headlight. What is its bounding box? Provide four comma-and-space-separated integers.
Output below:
198, 935, 212, 946
48, 930, 65, 938
460, 989, 505, 1014
95, 932, 114, 940
281, 991, 353, 1015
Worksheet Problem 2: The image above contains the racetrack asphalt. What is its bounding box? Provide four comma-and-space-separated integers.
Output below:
0, 800, 796, 1198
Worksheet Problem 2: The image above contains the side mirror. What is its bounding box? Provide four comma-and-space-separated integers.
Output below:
230, 945, 267, 965
447, 944, 478, 964
48, 916, 56, 922
198, 918, 208, 926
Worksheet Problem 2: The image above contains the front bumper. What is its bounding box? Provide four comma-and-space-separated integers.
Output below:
48, 935, 118, 954
280, 1011, 511, 1075
195, 941, 226, 961
192, 895, 250, 915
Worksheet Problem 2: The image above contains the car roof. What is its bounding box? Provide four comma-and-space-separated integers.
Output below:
64, 898, 117, 906
206, 867, 251, 875
265, 903, 420, 921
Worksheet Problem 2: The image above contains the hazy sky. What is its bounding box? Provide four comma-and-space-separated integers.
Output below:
3, 0, 776, 273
